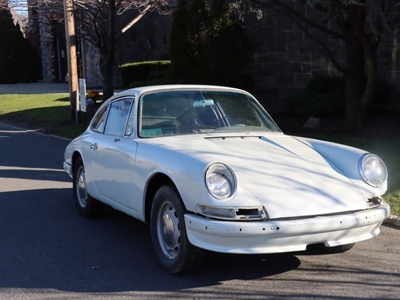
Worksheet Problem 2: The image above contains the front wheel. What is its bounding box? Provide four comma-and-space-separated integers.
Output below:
150, 185, 203, 274
322, 243, 355, 253
307, 243, 355, 254
73, 157, 103, 218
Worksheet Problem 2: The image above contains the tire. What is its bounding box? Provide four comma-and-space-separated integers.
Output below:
73, 157, 103, 218
150, 185, 204, 274
308, 243, 355, 254
322, 243, 355, 254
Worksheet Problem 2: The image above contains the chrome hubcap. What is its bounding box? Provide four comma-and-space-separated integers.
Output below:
76, 167, 88, 207
157, 201, 180, 259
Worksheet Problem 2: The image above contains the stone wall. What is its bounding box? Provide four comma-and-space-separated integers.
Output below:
27, 1, 66, 83
240, 3, 400, 113
38, 18, 53, 82
81, 44, 102, 88
376, 25, 400, 110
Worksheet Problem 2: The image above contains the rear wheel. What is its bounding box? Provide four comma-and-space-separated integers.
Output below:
150, 185, 203, 274
73, 157, 103, 218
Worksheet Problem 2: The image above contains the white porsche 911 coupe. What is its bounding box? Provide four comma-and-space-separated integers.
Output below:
63, 85, 390, 274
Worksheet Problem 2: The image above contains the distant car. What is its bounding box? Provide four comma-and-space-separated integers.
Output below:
63, 85, 390, 274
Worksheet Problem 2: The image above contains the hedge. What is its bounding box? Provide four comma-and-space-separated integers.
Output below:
119, 60, 171, 87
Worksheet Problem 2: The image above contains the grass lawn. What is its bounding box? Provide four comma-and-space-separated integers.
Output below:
0, 94, 70, 118
0, 93, 399, 216
0, 94, 97, 138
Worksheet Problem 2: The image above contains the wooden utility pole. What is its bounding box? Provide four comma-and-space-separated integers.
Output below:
63, 0, 79, 121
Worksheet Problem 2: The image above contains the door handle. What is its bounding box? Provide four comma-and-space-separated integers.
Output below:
90, 143, 98, 150
114, 138, 120, 142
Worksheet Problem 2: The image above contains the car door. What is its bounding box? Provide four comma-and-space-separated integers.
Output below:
90, 96, 140, 213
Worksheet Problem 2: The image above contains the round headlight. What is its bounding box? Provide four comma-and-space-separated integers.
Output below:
359, 154, 388, 187
205, 163, 236, 199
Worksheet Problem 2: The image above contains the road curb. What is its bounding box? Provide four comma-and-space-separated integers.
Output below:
0, 121, 72, 141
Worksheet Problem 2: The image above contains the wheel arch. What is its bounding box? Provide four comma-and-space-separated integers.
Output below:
144, 173, 181, 224
71, 151, 82, 173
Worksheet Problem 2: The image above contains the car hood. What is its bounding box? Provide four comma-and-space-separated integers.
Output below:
181, 133, 368, 219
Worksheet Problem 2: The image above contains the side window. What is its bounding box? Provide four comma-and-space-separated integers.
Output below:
125, 99, 136, 136
92, 105, 109, 133
104, 98, 133, 136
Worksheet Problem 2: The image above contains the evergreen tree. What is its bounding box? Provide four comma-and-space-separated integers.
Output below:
0, 8, 41, 83
169, 0, 251, 88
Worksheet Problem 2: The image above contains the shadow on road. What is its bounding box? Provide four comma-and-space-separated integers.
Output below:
0, 188, 300, 293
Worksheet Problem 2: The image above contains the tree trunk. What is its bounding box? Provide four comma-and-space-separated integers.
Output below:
363, 46, 378, 113
345, 4, 378, 124
344, 29, 366, 124
100, 51, 114, 101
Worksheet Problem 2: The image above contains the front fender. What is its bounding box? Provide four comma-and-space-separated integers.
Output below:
295, 137, 387, 197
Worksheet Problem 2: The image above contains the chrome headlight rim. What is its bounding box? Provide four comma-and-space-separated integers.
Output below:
358, 153, 388, 188
196, 204, 268, 220
204, 162, 237, 200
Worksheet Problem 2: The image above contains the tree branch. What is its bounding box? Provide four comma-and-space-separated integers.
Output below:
253, 0, 346, 72
291, 14, 347, 73
115, 4, 151, 42
258, 0, 344, 40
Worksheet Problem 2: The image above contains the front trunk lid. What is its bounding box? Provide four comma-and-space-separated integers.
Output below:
204, 134, 368, 219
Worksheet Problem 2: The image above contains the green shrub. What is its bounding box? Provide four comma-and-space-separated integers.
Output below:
286, 76, 345, 117
168, 0, 251, 89
119, 60, 171, 87
128, 77, 170, 88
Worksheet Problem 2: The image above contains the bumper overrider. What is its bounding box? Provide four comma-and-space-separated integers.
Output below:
185, 203, 390, 254
63, 161, 73, 178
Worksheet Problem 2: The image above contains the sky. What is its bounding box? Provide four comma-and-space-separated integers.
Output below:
9, 0, 28, 16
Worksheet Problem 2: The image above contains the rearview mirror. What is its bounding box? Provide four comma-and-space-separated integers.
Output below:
193, 99, 214, 107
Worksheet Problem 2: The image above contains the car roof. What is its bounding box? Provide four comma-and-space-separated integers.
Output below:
114, 84, 250, 98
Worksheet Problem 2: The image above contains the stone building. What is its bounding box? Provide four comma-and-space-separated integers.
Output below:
26, 0, 68, 83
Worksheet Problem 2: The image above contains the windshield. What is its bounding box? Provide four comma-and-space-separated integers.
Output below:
139, 90, 281, 137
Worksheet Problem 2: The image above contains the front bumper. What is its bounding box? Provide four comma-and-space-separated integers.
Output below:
185, 203, 390, 254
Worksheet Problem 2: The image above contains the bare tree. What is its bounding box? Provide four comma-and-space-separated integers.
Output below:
32, 0, 174, 101
68, 0, 173, 100
251, 0, 400, 123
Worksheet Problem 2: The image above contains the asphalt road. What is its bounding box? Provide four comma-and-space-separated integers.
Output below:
0, 123, 399, 300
